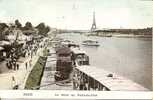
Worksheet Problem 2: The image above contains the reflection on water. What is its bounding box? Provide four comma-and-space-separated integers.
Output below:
57, 33, 152, 90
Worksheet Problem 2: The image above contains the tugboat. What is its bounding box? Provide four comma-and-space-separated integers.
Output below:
82, 40, 100, 46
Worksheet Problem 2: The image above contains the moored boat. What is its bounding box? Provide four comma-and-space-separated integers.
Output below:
82, 40, 100, 46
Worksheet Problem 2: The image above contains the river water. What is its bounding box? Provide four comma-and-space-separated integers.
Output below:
57, 33, 152, 90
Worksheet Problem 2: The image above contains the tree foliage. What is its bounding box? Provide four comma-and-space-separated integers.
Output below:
15, 19, 22, 29
36, 22, 50, 36
23, 21, 33, 30
0, 23, 8, 31
0, 23, 9, 40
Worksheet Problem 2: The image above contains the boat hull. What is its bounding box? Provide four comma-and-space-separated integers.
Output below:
82, 43, 100, 46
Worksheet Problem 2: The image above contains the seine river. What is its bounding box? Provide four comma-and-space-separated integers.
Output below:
57, 33, 152, 90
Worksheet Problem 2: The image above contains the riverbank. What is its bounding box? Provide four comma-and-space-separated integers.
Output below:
20, 47, 46, 89
112, 34, 152, 38
24, 53, 47, 89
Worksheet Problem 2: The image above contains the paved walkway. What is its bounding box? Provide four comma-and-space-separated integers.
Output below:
0, 46, 44, 89
0, 61, 9, 73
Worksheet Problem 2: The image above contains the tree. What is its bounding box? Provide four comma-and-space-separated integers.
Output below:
36, 23, 50, 36
0, 23, 9, 40
15, 19, 22, 29
0, 23, 8, 30
23, 21, 33, 30
36, 22, 45, 30
44, 26, 50, 34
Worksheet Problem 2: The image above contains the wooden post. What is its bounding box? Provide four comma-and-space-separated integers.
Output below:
100, 84, 103, 91
89, 76, 91, 90
103, 86, 107, 91
82, 72, 84, 90
84, 74, 88, 90
79, 71, 81, 90
98, 82, 100, 91
99, 84, 101, 91
87, 75, 90, 90
101, 85, 104, 91
93, 79, 95, 90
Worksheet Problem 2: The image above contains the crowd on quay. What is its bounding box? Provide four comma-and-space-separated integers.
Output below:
0, 19, 50, 89
5, 41, 40, 71
0, 20, 51, 73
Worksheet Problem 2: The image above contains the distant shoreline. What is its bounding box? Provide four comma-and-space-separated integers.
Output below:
87, 34, 152, 38
112, 34, 152, 38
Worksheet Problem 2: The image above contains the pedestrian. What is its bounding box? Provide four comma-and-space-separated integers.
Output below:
29, 60, 32, 67
13, 62, 16, 71
12, 76, 19, 90
31, 51, 33, 58
25, 62, 28, 70
12, 76, 15, 89
6, 60, 9, 68
17, 63, 19, 70
28, 52, 30, 56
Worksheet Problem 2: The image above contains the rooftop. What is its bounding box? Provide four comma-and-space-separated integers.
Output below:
76, 65, 148, 91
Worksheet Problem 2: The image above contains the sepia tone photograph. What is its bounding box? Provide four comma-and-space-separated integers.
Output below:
0, 0, 152, 91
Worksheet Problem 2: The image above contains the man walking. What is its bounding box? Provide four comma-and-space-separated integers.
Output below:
25, 62, 28, 70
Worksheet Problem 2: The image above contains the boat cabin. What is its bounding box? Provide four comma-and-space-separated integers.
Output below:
71, 48, 89, 66
56, 47, 72, 57
61, 40, 79, 48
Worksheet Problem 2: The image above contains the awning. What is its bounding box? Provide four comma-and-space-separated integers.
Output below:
75, 65, 148, 91
71, 48, 86, 55
56, 47, 71, 55
0, 46, 4, 51
0, 41, 11, 46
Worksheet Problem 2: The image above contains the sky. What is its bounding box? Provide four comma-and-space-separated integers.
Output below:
0, 0, 153, 30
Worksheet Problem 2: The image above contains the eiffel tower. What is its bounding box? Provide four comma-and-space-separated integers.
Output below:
91, 11, 97, 32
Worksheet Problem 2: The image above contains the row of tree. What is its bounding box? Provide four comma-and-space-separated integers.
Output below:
0, 20, 51, 37
15, 19, 51, 36
35, 22, 50, 36
0, 23, 9, 40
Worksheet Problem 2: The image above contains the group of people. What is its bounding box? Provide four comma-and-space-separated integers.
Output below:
6, 49, 20, 70
6, 46, 32, 71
